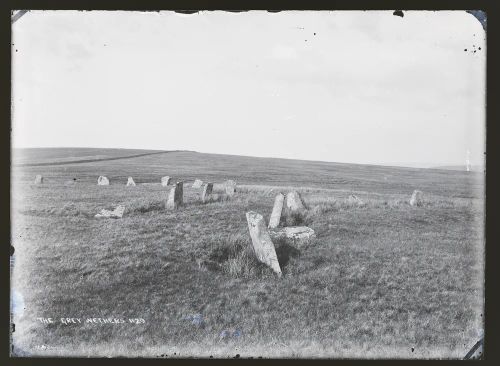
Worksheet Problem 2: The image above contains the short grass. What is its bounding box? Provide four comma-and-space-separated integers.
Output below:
10, 149, 484, 358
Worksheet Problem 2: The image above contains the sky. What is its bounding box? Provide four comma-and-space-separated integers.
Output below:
11, 11, 486, 167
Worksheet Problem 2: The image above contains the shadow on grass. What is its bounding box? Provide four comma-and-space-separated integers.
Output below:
275, 242, 301, 268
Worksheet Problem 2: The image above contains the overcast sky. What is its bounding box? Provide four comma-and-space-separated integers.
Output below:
11, 11, 486, 166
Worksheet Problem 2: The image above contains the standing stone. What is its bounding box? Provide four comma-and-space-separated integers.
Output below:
192, 179, 203, 188
268, 193, 285, 229
285, 191, 306, 213
225, 180, 237, 196
201, 182, 214, 203
161, 176, 172, 187
410, 190, 423, 206
166, 182, 184, 210
246, 211, 282, 276
97, 176, 109, 185
126, 177, 136, 186
34, 175, 43, 184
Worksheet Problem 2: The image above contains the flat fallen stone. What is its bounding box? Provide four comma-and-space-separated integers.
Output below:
192, 179, 203, 188
201, 182, 213, 203
268, 193, 285, 228
95, 205, 125, 219
126, 177, 136, 186
285, 191, 306, 213
97, 176, 109, 185
166, 182, 184, 209
410, 190, 423, 206
269, 226, 316, 246
34, 175, 43, 184
161, 176, 172, 186
347, 194, 363, 204
246, 211, 282, 276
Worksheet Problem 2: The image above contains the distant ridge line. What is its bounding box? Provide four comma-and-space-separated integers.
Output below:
14, 150, 174, 167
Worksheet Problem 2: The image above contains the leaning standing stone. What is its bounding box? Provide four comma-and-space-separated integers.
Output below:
285, 191, 306, 213
246, 211, 282, 276
201, 182, 214, 203
34, 175, 43, 184
97, 176, 109, 185
268, 193, 285, 228
192, 179, 203, 188
161, 176, 172, 186
126, 177, 136, 186
410, 190, 423, 206
166, 182, 184, 210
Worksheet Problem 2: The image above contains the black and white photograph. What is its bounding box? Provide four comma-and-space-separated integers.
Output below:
10, 9, 486, 358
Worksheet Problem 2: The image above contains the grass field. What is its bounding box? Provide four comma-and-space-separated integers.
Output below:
10, 148, 485, 358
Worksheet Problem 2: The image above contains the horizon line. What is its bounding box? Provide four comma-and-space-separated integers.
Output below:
11, 146, 484, 171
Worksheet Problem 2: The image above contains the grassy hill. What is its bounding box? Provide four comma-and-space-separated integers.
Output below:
10, 148, 484, 358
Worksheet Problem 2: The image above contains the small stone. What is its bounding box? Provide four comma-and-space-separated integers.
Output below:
161, 176, 172, 186
97, 176, 109, 185
410, 190, 423, 206
192, 179, 203, 188
95, 205, 125, 219
126, 177, 136, 186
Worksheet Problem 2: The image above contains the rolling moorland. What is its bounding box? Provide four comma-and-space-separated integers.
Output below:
10, 148, 485, 358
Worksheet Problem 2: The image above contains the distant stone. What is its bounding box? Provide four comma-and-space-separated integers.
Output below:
285, 191, 306, 213
268, 193, 285, 228
34, 175, 43, 184
126, 177, 136, 186
95, 205, 125, 219
246, 211, 282, 276
269, 226, 316, 246
161, 176, 172, 186
97, 176, 109, 185
410, 190, 423, 206
201, 182, 214, 203
347, 194, 363, 205
192, 179, 203, 188
166, 182, 183, 210
225, 180, 237, 196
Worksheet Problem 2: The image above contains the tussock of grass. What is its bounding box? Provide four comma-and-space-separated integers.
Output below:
205, 234, 268, 278
20, 203, 95, 218
200, 193, 232, 205
129, 199, 165, 214
283, 211, 308, 226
